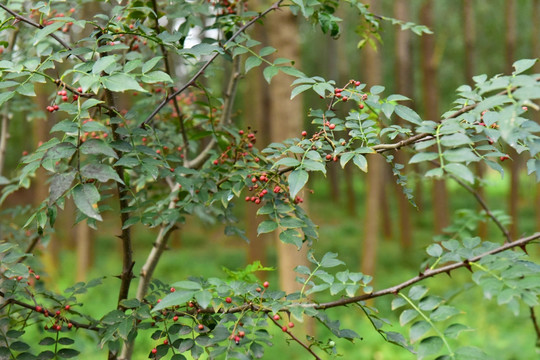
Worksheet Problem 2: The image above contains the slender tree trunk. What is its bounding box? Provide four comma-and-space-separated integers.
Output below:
267, 10, 313, 333
420, 0, 449, 234
533, 0, 540, 231
505, 0, 519, 240
393, 0, 413, 249
463, 0, 487, 239
361, 0, 384, 278
245, 8, 270, 269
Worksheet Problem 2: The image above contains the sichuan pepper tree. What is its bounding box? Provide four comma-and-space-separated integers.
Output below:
0, 0, 539, 359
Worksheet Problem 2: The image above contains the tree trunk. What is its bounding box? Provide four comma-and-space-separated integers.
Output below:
505, 0, 519, 240
393, 0, 413, 249
361, 0, 384, 278
245, 6, 270, 270
420, 0, 449, 234
533, 0, 540, 231
267, 10, 313, 333
462, 0, 487, 239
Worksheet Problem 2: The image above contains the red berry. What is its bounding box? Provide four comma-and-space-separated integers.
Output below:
251, 177, 257, 183
234, 335, 241, 344
326, 154, 332, 160
273, 186, 281, 193
163, 339, 168, 345
359, 103, 364, 109
256, 287, 261, 292
238, 331, 245, 337
17, 276, 23, 281
35, 306, 43, 313
355, 81, 361, 86
173, 316, 179, 322
170, 287, 176, 292
328, 123, 336, 130
273, 314, 280, 320
238, 130, 244, 135
188, 302, 194, 308
301, 130, 307, 137
245, 196, 250, 202
288, 322, 294, 328
157, 299, 161, 303
55, 310, 61, 316
62, 96, 68, 102
282, 325, 288, 332
263, 281, 269, 288
151, 348, 157, 354
198, 324, 204, 330
156, 149, 161, 154
35, 275, 40, 280
67, 323, 73, 329
254, 198, 261, 204
77, 87, 83, 93
55, 324, 61, 331
225, 297, 232, 303
73, 94, 78, 100
213, 159, 219, 165
65, 305, 70, 310
342, 96, 348, 102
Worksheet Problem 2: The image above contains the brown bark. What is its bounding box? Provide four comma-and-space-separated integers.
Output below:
266, 9, 314, 335
361, 0, 384, 277
420, 0, 449, 233
505, 0, 519, 239
533, 0, 540, 230
266, 8, 311, 309
463, 0, 487, 239
393, 0, 413, 248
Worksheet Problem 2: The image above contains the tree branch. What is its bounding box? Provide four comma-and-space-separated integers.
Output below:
530, 307, 540, 346
141, 0, 284, 127
314, 232, 540, 310
0, 4, 86, 62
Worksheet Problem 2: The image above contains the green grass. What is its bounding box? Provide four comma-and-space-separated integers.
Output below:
18, 170, 540, 359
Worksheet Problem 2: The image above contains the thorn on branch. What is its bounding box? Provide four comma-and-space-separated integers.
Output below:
520, 245, 528, 254
463, 259, 472, 272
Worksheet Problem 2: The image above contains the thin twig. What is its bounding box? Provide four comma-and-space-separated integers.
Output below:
0, 4, 86, 62
141, 0, 284, 127
268, 314, 321, 360
530, 307, 540, 346
0, 291, 99, 331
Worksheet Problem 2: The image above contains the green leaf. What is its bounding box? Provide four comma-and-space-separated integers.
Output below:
395, 104, 422, 125
257, 220, 278, 235
288, 169, 309, 200
263, 66, 280, 84
440, 133, 472, 147
141, 71, 173, 84
409, 152, 438, 164
339, 153, 355, 168
320, 252, 344, 268
92, 55, 117, 75
56, 348, 80, 358
291, 84, 312, 99
443, 148, 480, 163
33, 22, 64, 45
444, 323, 472, 339
410, 320, 431, 343
101, 74, 147, 92
408, 285, 428, 300
274, 157, 300, 167
73, 183, 102, 221
391, 297, 407, 310
426, 244, 443, 257
430, 305, 460, 322
417, 336, 443, 358
279, 229, 303, 248
81, 164, 124, 184
49, 171, 76, 205
80, 139, 118, 159
142, 56, 163, 74
399, 309, 418, 326
0, 91, 15, 107
172, 281, 202, 290
43, 142, 77, 161
194, 290, 212, 308
445, 163, 475, 184
152, 290, 195, 312
370, 85, 385, 94
259, 46, 276, 57
245, 56, 262, 73
352, 154, 368, 172
512, 59, 537, 75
